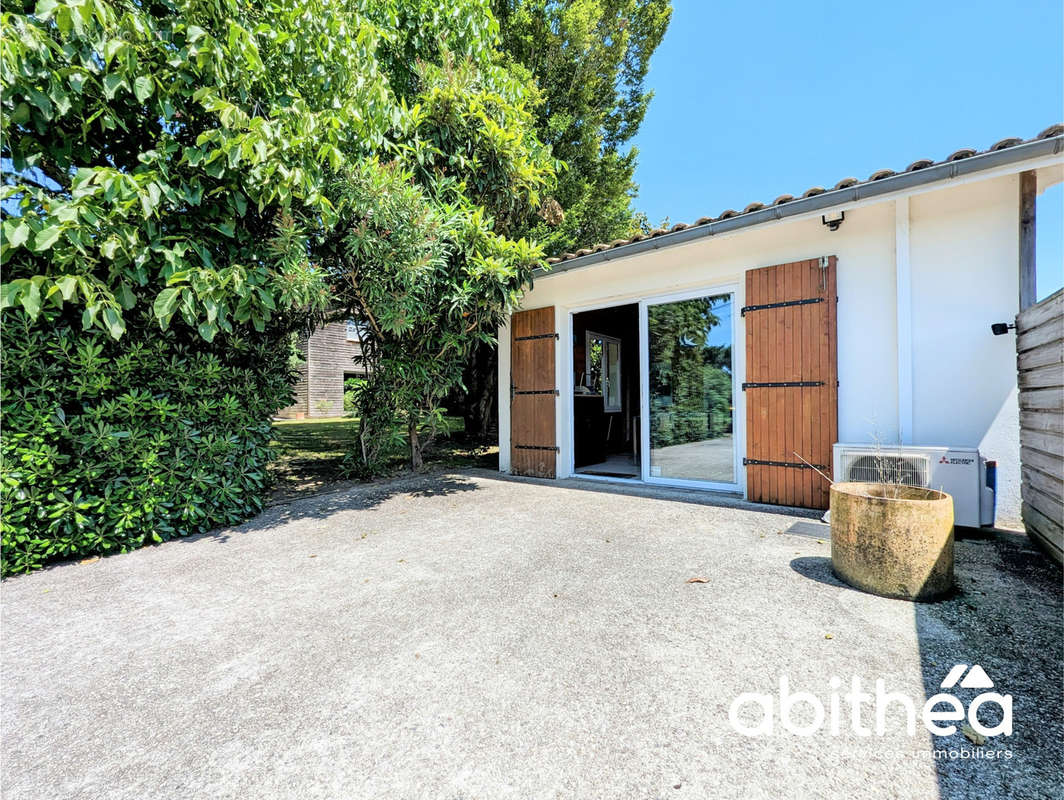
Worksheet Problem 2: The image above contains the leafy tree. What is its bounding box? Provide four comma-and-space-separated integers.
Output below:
367, 0, 502, 101
404, 59, 555, 237
370, 51, 559, 444
440, 0, 671, 439
320, 60, 554, 471
493, 0, 672, 256
1, 0, 398, 338
1, 0, 561, 574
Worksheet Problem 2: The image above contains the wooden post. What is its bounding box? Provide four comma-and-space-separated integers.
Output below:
1019, 171, 1037, 311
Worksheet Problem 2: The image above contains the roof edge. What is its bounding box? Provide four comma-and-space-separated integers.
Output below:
534, 134, 1064, 277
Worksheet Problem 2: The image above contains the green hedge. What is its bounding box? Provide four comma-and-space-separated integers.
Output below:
0, 311, 296, 576
650, 409, 709, 450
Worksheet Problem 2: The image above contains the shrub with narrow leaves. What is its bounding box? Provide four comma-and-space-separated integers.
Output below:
0, 311, 296, 576
322, 159, 544, 472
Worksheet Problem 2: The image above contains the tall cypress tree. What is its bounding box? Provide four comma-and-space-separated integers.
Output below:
493, 0, 672, 256
454, 1, 671, 438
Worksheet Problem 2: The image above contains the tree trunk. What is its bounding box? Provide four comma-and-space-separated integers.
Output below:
409, 419, 423, 470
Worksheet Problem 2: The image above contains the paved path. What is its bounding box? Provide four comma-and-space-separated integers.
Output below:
2, 471, 1060, 799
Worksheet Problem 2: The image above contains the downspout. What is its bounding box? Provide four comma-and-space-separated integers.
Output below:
895, 197, 914, 445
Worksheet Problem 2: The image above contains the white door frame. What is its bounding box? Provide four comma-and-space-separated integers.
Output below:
563, 283, 745, 494
639, 283, 742, 493
565, 298, 642, 483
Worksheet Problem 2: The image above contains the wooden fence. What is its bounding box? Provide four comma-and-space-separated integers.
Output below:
1017, 288, 1063, 564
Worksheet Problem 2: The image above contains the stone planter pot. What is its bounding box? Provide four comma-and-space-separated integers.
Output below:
830, 482, 954, 601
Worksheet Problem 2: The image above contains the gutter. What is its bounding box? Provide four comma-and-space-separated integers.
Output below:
534, 134, 1064, 277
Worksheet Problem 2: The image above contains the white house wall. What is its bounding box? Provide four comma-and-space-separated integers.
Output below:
500, 172, 1024, 522
909, 175, 1021, 522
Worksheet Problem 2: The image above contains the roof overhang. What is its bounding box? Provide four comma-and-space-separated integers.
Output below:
534, 134, 1064, 278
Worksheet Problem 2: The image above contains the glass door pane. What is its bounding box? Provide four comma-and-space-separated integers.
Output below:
647, 294, 735, 484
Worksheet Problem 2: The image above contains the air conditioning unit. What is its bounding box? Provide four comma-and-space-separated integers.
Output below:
833, 444, 996, 527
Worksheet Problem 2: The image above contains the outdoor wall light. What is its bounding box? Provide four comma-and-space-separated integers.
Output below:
821, 211, 845, 231
990, 322, 1016, 335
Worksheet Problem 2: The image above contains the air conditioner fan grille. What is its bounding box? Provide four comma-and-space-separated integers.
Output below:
841, 454, 930, 487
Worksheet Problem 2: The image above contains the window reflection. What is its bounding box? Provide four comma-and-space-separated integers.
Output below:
647, 294, 734, 483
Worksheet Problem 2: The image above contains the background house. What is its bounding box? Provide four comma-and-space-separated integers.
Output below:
277, 321, 367, 419
498, 126, 1064, 530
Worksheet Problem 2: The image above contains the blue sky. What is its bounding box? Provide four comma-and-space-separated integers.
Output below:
630, 0, 1064, 300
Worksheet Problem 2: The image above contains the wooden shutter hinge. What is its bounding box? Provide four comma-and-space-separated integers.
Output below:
742, 381, 825, 390
740, 298, 823, 316
743, 458, 828, 470
514, 332, 559, 341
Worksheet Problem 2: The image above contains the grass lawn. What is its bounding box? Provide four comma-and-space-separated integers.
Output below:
269, 416, 497, 503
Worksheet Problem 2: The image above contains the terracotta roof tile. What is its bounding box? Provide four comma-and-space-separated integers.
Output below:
545, 126, 1063, 266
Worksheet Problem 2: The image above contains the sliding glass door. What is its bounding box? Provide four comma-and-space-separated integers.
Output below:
645, 292, 736, 486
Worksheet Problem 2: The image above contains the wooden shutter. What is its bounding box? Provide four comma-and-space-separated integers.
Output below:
510, 307, 557, 478
744, 257, 838, 509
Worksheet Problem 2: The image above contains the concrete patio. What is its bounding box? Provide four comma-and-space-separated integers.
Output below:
2, 471, 1060, 800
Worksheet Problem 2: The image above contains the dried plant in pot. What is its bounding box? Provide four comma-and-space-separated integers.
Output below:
829, 481, 954, 601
